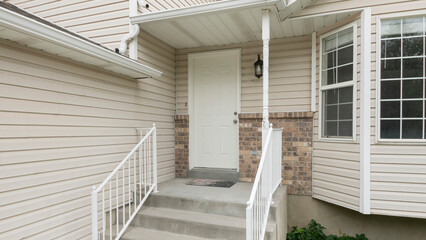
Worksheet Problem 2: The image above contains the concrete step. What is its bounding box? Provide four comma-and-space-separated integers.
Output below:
130, 207, 277, 240
120, 227, 212, 240
145, 191, 282, 220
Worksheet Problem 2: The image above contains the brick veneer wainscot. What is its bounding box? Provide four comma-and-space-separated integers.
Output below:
239, 112, 313, 196
175, 115, 189, 178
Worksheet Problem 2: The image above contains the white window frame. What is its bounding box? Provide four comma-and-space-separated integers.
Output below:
376, 11, 426, 144
319, 23, 358, 142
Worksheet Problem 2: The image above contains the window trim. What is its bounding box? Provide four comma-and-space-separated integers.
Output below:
319, 23, 358, 142
376, 12, 426, 144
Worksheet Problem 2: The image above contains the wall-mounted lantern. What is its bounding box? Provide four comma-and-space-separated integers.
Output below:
254, 54, 263, 79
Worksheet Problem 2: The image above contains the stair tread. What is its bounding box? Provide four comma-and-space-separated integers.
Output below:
139, 207, 276, 233
122, 227, 212, 240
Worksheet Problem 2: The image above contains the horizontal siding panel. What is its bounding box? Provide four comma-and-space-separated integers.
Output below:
314, 187, 359, 207
371, 173, 426, 184
314, 179, 359, 198
314, 165, 359, 180
314, 172, 359, 188
371, 200, 426, 218
371, 191, 426, 203
371, 182, 426, 194
0, 30, 175, 239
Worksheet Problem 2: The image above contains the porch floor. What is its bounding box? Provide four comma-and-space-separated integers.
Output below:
154, 178, 253, 204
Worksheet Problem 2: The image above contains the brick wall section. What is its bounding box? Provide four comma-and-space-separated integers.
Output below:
239, 112, 313, 196
175, 115, 189, 178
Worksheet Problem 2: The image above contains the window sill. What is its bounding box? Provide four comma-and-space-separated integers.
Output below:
318, 137, 357, 143
376, 139, 426, 145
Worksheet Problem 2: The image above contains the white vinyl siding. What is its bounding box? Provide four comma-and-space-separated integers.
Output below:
303, 0, 426, 218
312, 15, 362, 212
0, 37, 175, 239
176, 36, 312, 115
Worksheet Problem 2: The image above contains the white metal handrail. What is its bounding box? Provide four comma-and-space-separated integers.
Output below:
246, 124, 282, 240
92, 124, 157, 240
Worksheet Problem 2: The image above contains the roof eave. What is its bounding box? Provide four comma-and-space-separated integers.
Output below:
131, 0, 280, 24
0, 6, 162, 79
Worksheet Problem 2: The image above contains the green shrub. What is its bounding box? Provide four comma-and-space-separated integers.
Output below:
286, 219, 368, 240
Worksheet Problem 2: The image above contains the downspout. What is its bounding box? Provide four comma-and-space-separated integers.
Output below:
115, 0, 149, 59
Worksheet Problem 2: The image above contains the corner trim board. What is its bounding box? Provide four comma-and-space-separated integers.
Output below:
360, 7, 371, 215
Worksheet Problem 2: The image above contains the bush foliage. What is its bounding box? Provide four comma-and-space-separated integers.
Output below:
287, 219, 368, 240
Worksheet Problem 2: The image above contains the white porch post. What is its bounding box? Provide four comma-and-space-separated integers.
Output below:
262, 9, 270, 145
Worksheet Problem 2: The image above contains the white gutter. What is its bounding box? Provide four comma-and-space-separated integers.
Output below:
0, 4, 162, 79
131, 0, 279, 24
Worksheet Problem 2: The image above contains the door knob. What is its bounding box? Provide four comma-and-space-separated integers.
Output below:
234, 111, 238, 115
233, 119, 238, 124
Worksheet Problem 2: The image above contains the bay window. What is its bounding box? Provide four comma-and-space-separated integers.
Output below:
380, 16, 426, 139
320, 26, 356, 139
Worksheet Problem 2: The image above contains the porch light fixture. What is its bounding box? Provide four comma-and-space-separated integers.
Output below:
254, 54, 263, 79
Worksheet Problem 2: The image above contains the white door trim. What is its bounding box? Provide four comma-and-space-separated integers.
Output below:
188, 48, 241, 170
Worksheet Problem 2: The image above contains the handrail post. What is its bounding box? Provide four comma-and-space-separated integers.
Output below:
91, 186, 98, 240
153, 123, 158, 193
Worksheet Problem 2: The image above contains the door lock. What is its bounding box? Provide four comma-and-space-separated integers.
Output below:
234, 111, 238, 115
233, 119, 238, 124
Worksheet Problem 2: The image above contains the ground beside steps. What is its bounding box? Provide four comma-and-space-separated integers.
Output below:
120, 178, 287, 240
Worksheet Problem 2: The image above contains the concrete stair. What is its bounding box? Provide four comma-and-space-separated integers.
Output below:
115, 179, 287, 240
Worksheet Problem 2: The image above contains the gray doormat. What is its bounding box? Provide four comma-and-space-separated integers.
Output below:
186, 179, 237, 188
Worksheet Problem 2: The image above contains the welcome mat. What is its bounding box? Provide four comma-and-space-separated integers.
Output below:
186, 179, 237, 188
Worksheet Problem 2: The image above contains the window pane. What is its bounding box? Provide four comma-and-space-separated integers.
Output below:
337, 65, 353, 83
381, 120, 400, 139
339, 87, 353, 103
325, 89, 338, 104
322, 87, 353, 138
322, 51, 337, 69
339, 121, 352, 137
403, 79, 423, 98
339, 103, 353, 120
382, 19, 401, 38
338, 28, 353, 47
402, 100, 423, 117
402, 120, 422, 139
381, 80, 401, 99
338, 46, 353, 65
322, 69, 336, 86
323, 34, 337, 52
403, 37, 423, 56
403, 17, 423, 36
381, 59, 401, 79
326, 105, 337, 120
403, 58, 423, 78
381, 39, 401, 58
381, 101, 400, 118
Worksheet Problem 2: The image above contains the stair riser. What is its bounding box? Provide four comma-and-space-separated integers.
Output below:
130, 213, 275, 240
146, 195, 278, 220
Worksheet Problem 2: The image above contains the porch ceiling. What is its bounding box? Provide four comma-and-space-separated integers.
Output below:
131, 0, 361, 49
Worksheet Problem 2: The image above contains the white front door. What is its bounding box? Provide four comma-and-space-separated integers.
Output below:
189, 49, 240, 169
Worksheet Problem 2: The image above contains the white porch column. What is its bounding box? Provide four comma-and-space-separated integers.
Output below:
262, 9, 270, 145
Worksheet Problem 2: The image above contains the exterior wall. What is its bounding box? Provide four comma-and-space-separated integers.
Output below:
176, 36, 312, 114
0, 37, 175, 239
175, 115, 189, 178
5, 0, 216, 50
305, 0, 426, 218
239, 113, 313, 196
288, 195, 426, 240
312, 14, 362, 212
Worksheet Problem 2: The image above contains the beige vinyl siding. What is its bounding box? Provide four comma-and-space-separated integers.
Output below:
304, 0, 426, 218
369, 1, 426, 219
5, 0, 217, 50
176, 36, 312, 115
0, 36, 175, 239
312, 15, 362, 212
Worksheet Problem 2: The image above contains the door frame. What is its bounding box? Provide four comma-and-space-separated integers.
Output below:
188, 48, 242, 171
